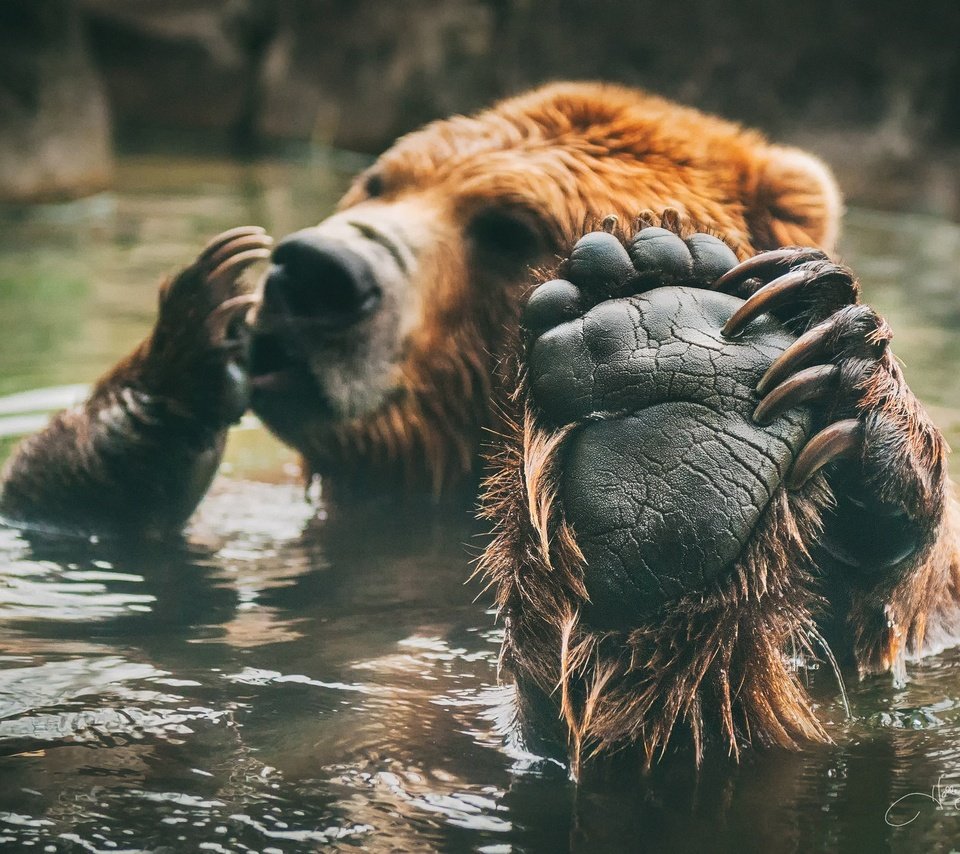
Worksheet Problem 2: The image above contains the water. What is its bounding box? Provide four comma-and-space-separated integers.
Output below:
1, 153, 960, 853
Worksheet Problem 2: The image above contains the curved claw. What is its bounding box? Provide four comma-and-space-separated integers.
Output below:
722, 268, 818, 338
206, 293, 261, 342
205, 233, 273, 271
756, 315, 839, 395
199, 226, 267, 262
711, 247, 825, 293
208, 248, 272, 290
753, 364, 840, 425
787, 418, 862, 489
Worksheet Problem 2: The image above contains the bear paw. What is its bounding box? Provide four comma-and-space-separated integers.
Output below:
492, 219, 947, 762
521, 225, 815, 627
142, 226, 271, 427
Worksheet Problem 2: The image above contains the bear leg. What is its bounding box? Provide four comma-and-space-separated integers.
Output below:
482, 219, 835, 770
0, 228, 269, 536
482, 216, 957, 770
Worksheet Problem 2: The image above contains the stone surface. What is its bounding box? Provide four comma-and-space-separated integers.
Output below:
0, 1, 112, 203
80, 0, 274, 147
3, 0, 960, 207
77, 0, 959, 153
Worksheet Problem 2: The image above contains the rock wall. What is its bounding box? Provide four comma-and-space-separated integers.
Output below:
79, 0, 960, 153
2, 0, 959, 202
0, 1, 111, 203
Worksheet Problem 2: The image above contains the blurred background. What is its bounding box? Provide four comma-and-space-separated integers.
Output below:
2, 0, 960, 215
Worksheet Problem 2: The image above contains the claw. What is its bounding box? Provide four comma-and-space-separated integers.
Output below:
756, 315, 839, 395
207, 248, 271, 290
787, 418, 862, 489
711, 247, 825, 293
752, 364, 840, 425
205, 233, 274, 271
206, 293, 261, 342
636, 210, 658, 230
721, 268, 818, 338
199, 226, 267, 262
660, 208, 683, 233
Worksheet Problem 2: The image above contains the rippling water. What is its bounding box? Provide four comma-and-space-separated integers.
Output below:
1, 153, 960, 852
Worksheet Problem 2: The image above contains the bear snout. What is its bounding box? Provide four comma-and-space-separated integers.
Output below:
262, 228, 383, 332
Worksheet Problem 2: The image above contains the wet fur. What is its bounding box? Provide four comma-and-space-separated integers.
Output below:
479, 213, 960, 770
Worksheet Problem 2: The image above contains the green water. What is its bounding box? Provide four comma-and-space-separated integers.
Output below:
1, 153, 960, 852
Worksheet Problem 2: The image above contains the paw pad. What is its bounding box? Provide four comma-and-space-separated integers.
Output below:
566, 231, 636, 293
521, 279, 584, 335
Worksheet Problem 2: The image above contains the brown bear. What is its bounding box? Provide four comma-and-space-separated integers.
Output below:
0, 82, 954, 772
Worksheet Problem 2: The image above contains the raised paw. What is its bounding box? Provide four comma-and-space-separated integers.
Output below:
521, 238, 817, 627
487, 230, 834, 764
488, 225, 951, 765
143, 226, 272, 427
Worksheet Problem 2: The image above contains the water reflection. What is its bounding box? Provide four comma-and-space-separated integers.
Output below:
0, 155, 960, 851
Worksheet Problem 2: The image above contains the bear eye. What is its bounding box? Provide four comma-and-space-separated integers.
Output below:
468, 208, 544, 265
364, 173, 385, 198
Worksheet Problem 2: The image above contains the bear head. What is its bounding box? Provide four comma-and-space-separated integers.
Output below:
247, 81, 841, 493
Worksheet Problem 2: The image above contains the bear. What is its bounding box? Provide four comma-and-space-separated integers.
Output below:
0, 82, 954, 771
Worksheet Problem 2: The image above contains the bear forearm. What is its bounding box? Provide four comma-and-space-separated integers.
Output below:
0, 228, 270, 537
0, 365, 228, 537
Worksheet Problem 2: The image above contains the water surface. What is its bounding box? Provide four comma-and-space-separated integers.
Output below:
1, 154, 960, 852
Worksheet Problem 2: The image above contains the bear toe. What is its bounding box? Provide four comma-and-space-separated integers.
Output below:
685, 233, 741, 282
566, 231, 637, 294
522, 278, 585, 335
627, 226, 695, 285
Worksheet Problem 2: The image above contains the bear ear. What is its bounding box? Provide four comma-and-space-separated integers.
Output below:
747, 144, 843, 254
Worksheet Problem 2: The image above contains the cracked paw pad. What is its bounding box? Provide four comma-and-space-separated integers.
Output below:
525, 284, 813, 627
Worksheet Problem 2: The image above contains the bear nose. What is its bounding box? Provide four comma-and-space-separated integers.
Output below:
263, 229, 382, 329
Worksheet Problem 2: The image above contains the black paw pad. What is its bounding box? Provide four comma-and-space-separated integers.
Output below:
628, 228, 738, 287
627, 227, 693, 284
522, 279, 584, 335
686, 233, 740, 282
566, 232, 636, 293
525, 286, 812, 626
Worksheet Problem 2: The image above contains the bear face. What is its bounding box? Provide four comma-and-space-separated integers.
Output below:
246, 82, 841, 492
